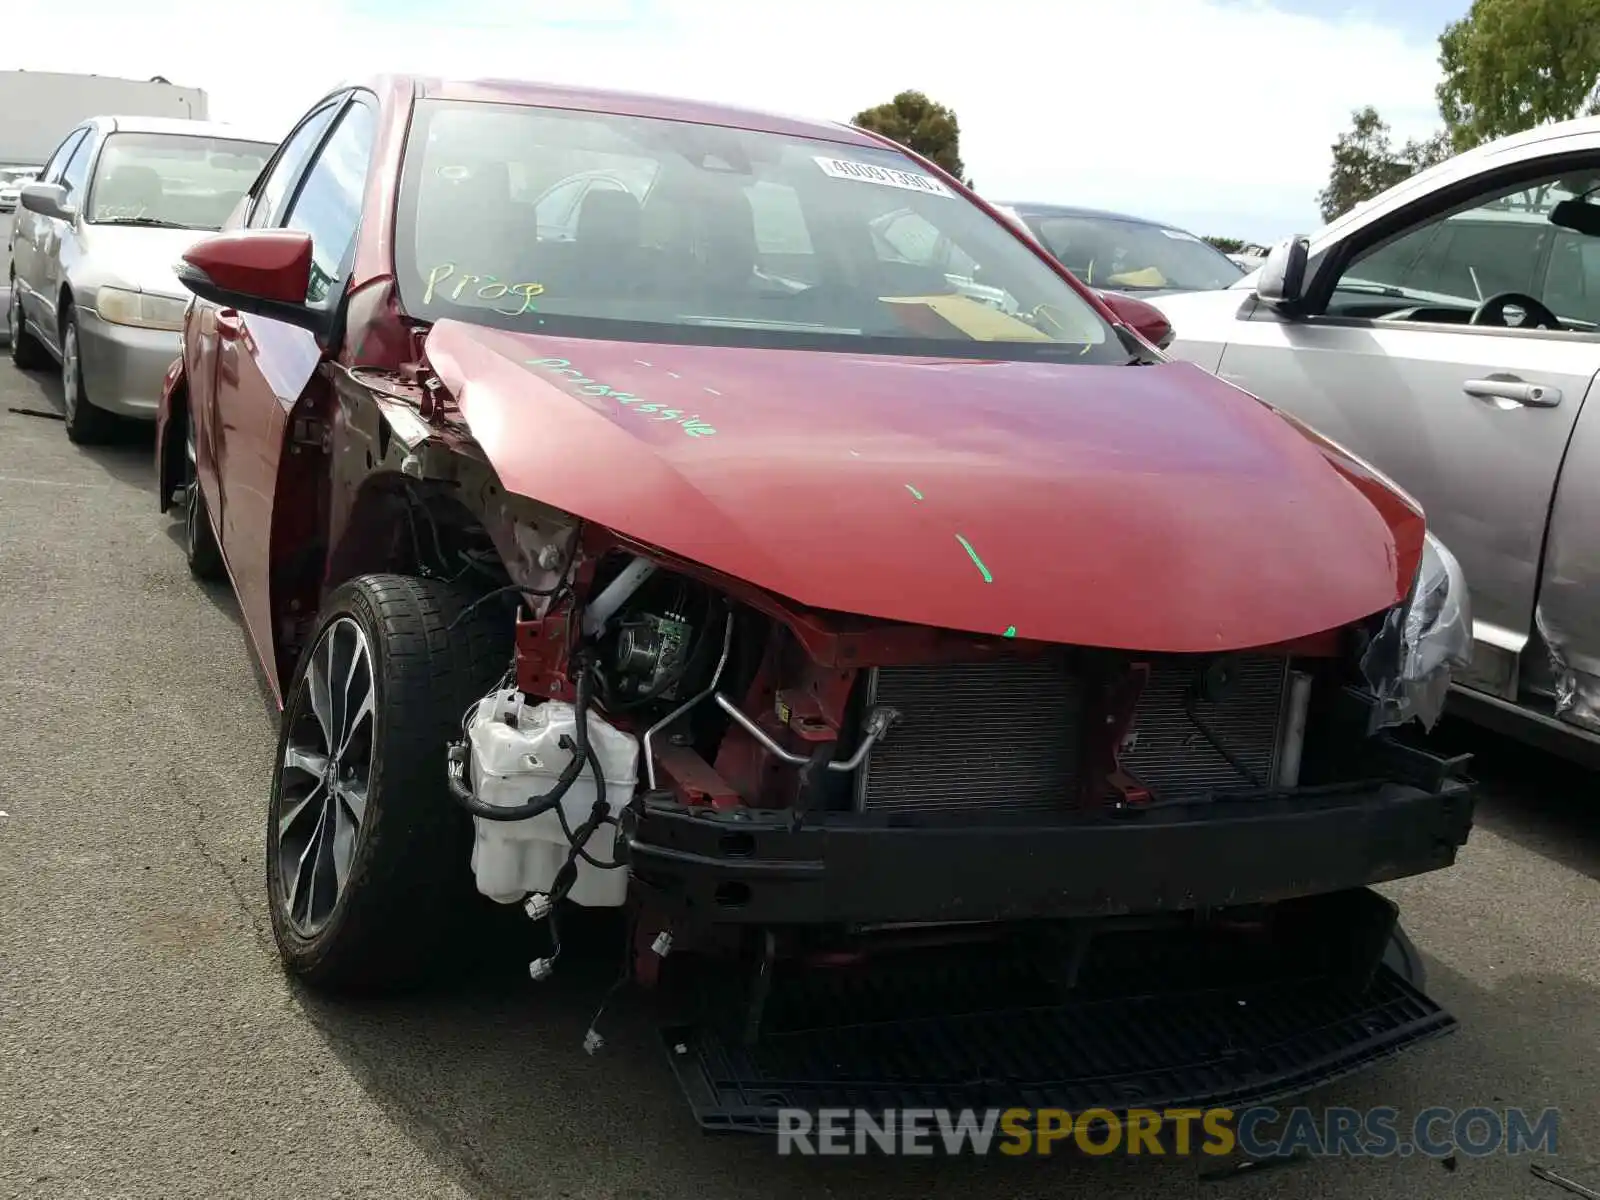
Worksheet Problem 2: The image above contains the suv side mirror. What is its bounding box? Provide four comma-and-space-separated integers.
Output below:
19, 181, 74, 222
177, 229, 321, 334
1256, 236, 1310, 308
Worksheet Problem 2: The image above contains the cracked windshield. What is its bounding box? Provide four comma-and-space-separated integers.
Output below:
3, 0, 1598, 1195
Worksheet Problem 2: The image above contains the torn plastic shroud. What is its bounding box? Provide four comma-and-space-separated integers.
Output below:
1361, 533, 1472, 732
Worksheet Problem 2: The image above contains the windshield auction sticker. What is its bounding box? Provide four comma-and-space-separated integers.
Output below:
813, 156, 954, 197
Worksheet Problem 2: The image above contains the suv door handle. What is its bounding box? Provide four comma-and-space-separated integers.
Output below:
1464, 377, 1561, 407
215, 308, 242, 340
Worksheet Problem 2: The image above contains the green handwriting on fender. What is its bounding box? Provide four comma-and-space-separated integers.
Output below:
526, 358, 717, 437
423, 263, 544, 315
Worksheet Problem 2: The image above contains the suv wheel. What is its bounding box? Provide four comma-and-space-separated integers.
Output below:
266, 574, 511, 993
60, 312, 116, 444
7, 280, 49, 369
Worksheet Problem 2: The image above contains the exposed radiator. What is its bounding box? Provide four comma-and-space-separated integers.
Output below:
855, 656, 1290, 814
855, 659, 1083, 814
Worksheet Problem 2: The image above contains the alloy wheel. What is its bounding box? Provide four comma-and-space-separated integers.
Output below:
184, 425, 201, 552
61, 323, 79, 418
6, 286, 19, 346
275, 617, 377, 936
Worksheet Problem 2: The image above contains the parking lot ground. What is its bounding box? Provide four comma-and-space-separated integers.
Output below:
1, 358, 1599, 1200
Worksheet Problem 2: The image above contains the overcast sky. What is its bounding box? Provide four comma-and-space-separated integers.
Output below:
3, 0, 1466, 242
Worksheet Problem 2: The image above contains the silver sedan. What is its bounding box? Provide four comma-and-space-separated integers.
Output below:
7, 115, 274, 442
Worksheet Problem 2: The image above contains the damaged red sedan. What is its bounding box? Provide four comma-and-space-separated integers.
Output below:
157, 75, 1476, 1130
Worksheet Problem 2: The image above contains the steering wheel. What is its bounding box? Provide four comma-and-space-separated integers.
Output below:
1470, 291, 1561, 330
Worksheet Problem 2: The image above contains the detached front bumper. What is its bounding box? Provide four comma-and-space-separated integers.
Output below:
75, 306, 181, 420
627, 777, 1475, 928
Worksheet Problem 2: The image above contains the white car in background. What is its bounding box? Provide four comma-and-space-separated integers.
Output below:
0, 165, 39, 212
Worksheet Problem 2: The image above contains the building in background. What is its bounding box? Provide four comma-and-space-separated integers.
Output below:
0, 71, 208, 169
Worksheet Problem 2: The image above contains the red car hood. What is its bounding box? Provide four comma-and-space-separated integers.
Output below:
425, 321, 1420, 652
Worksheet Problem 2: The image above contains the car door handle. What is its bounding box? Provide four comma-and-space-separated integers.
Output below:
1463, 377, 1561, 407
215, 308, 242, 340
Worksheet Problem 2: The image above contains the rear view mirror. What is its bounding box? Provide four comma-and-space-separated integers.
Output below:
1550, 198, 1600, 238
177, 229, 321, 334
1256, 236, 1310, 308
1097, 290, 1174, 350
19, 181, 73, 222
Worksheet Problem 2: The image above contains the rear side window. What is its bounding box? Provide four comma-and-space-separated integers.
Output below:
249, 101, 340, 229
284, 102, 376, 304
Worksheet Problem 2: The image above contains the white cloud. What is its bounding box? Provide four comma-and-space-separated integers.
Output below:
6, 0, 1443, 239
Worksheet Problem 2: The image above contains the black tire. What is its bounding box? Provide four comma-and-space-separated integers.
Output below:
182, 420, 225, 581
60, 310, 117, 445
266, 573, 511, 994
1382, 923, 1427, 991
7, 278, 49, 370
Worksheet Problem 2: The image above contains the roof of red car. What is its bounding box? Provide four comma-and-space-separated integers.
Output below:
407, 76, 882, 147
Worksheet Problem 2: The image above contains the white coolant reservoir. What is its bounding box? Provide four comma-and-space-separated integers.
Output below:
466, 690, 639, 907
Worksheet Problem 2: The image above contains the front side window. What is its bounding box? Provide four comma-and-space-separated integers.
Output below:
1337, 176, 1600, 329
394, 100, 1121, 362
1024, 214, 1245, 293
1543, 230, 1600, 325
87, 132, 273, 230
284, 102, 376, 304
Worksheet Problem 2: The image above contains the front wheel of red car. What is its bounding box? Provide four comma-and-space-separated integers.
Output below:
266, 573, 511, 994
182, 419, 225, 581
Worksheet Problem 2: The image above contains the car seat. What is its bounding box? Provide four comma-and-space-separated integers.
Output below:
569, 187, 645, 296
687, 188, 758, 297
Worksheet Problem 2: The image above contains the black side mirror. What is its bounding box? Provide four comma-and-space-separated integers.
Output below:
1256, 236, 1310, 309
1550, 198, 1600, 238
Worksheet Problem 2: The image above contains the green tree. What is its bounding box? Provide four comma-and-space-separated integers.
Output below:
851, 91, 968, 183
1437, 0, 1600, 152
1204, 236, 1245, 253
1317, 107, 1452, 224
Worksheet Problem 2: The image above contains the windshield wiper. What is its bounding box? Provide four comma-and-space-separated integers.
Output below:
94, 216, 192, 229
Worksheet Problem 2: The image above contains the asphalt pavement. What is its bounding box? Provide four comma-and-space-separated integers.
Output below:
1, 358, 1598, 1199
